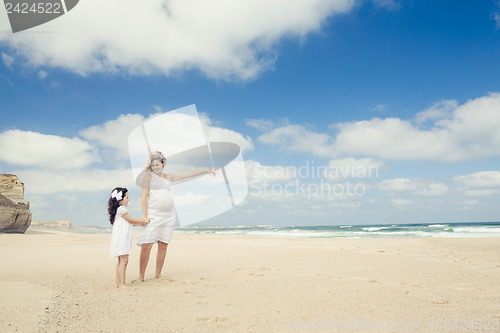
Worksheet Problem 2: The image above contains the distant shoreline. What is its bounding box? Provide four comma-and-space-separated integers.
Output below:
24, 221, 500, 238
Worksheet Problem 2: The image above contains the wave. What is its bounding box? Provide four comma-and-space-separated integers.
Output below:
40, 221, 500, 238
176, 222, 500, 239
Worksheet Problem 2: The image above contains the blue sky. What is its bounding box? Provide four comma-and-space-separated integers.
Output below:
1, 0, 500, 227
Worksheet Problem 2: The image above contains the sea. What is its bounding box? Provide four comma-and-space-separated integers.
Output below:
66, 222, 500, 238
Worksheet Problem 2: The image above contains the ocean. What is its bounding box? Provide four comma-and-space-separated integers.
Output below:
69, 222, 500, 238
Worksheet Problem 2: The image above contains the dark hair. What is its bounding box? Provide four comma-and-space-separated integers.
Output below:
107, 187, 128, 225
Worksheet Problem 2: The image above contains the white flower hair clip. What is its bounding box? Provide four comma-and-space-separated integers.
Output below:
111, 189, 123, 201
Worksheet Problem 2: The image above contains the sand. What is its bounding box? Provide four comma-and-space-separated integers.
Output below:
0, 230, 499, 332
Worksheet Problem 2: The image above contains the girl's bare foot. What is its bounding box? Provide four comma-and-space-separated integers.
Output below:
155, 275, 169, 281
117, 284, 128, 289
132, 277, 144, 284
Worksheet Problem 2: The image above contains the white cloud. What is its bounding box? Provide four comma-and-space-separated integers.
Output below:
332, 117, 462, 161
246, 118, 275, 131
436, 93, 500, 150
379, 178, 417, 192
372, 0, 401, 10
80, 113, 146, 158
246, 117, 290, 132
371, 104, 386, 113
258, 124, 334, 157
0, 0, 356, 80
245, 160, 297, 184
49, 81, 62, 90
414, 99, 457, 125
326, 199, 362, 208
1, 52, 14, 67
0, 130, 100, 169
80, 112, 254, 160
16, 168, 136, 194
459, 188, 500, 197
389, 198, 413, 207
38, 70, 48, 79
453, 171, 500, 197
378, 178, 449, 197
372, 0, 400, 11
257, 93, 500, 162
493, 11, 500, 29
0, 73, 14, 86
323, 157, 382, 180
414, 182, 449, 197
245, 159, 369, 204
452, 171, 500, 189
200, 115, 254, 152
461, 199, 478, 206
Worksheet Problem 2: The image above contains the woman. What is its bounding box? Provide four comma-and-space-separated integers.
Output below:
134, 151, 215, 282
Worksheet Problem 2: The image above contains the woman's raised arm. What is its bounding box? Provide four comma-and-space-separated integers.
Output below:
166, 169, 216, 182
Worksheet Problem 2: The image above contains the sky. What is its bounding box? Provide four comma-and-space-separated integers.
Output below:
1, 0, 500, 227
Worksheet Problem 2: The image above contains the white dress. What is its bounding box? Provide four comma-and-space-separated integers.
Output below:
109, 206, 132, 258
137, 172, 176, 246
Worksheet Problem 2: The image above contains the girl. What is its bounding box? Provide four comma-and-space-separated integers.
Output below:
108, 187, 151, 288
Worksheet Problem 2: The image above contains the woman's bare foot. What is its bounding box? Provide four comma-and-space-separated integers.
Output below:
117, 284, 128, 289
155, 274, 169, 281
132, 277, 144, 284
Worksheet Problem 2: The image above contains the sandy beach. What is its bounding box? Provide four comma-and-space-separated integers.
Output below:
1, 230, 499, 332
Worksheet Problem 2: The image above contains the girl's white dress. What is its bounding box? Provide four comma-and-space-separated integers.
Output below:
109, 206, 132, 258
137, 172, 176, 245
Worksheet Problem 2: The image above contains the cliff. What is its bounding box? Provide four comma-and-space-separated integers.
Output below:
0, 174, 32, 233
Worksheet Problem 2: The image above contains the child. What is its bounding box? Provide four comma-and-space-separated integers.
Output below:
108, 187, 151, 288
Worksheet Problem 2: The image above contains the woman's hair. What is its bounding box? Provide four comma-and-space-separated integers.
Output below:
107, 187, 128, 225
144, 150, 166, 172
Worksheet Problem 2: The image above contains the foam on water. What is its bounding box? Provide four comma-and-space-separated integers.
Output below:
176, 222, 500, 238
59, 222, 500, 238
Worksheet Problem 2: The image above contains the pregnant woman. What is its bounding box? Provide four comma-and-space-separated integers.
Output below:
134, 151, 215, 282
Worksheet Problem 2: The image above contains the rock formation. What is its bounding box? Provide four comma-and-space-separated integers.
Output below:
0, 174, 32, 233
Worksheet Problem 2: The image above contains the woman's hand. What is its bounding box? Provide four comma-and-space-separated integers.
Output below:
140, 218, 152, 226
205, 170, 216, 177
